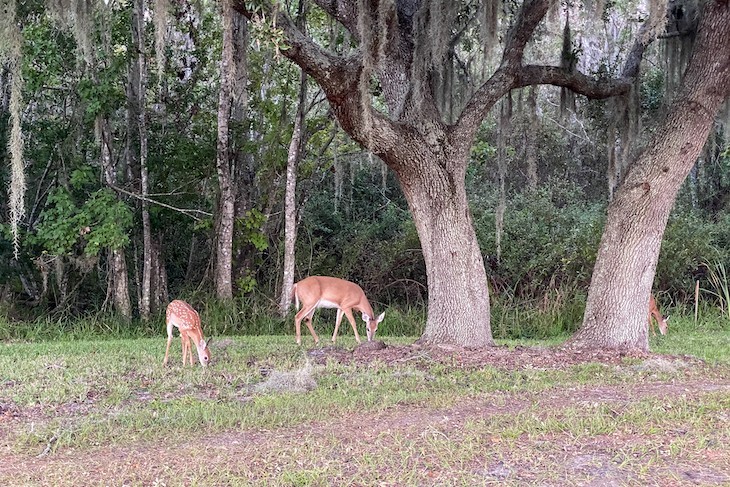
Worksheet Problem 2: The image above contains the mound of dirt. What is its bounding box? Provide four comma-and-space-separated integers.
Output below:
308, 341, 704, 371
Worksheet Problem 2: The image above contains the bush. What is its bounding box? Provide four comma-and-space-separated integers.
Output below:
473, 178, 604, 299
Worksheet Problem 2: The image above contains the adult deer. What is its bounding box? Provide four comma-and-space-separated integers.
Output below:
648, 294, 669, 336
292, 276, 385, 345
164, 300, 211, 366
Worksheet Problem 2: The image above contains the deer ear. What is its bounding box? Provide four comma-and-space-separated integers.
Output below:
361, 313, 372, 322
376, 312, 385, 323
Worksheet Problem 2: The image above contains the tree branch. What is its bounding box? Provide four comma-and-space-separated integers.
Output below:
232, 0, 414, 163
108, 184, 212, 221
501, 0, 555, 68
312, 0, 359, 38
517, 65, 632, 98
231, 0, 359, 97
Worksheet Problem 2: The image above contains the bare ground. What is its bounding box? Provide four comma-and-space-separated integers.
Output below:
2, 343, 729, 486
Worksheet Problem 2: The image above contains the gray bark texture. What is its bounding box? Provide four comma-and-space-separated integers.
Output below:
571, 0, 730, 351
215, 0, 236, 300
98, 115, 132, 319
279, 70, 307, 317
131, 0, 152, 320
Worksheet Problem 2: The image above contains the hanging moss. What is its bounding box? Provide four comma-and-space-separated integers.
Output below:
1, 0, 26, 258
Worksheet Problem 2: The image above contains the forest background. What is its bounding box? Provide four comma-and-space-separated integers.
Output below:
1, 0, 729, 342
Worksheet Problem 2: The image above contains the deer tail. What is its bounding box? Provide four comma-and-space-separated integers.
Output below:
292, 284, 299, 310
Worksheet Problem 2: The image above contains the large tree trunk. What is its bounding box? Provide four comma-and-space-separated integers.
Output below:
214, 0, 236, 300
401, 154, 493, 347
571, 0, 730, 350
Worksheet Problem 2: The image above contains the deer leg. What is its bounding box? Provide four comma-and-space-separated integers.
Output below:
294, 309, 306, 345
304, 310, 319, 344
180, 334, 188, 365
188, 336, 197, 365
343, 309, 361, 344
295, 306, 319, 344
332, 309, 345, 343
164, 333, 174, 366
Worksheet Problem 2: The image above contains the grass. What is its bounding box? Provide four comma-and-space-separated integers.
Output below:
1, 316, 729, 485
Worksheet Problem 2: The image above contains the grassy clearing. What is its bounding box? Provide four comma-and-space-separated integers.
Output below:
1, 317, 729, 485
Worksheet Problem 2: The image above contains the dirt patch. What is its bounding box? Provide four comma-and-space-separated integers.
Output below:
309, 340, 704, 372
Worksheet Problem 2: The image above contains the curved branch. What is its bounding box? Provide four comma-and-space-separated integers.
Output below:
232, 0, 414, 161
517, 65, 633, 98
231, 0, 358, 98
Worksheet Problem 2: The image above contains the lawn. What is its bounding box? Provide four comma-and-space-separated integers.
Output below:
1, 325, 729, 486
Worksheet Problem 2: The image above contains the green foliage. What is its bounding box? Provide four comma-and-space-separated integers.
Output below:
33, 185, 132, 256
702, 258, 730, 319
655, 211, 730, 299
474, 179, 605, 298
77, 67, 125, 119
237, 208, 268, 252
491, 286, 586, 339
298, 168, 425, 305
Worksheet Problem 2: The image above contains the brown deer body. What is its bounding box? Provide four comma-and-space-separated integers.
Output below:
164, 300, 211, 366
292, 276, 385, 345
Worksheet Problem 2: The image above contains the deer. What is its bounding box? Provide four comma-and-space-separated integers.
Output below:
648, 294, 669, 336
292, 276, 385, 345
164, 300, 211, 367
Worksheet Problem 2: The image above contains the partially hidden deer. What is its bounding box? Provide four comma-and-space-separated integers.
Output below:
292, 276, 385, 345
164, 300, 211, 366
648, 294, 669, 336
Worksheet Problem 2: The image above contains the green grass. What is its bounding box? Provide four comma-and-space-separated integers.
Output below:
3, 321, 729, 453
1, 315, 730, 486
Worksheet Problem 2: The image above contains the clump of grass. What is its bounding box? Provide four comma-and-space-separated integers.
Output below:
703, 259, 730, 319
255, 361, 318, 394
491, 285, 586, 339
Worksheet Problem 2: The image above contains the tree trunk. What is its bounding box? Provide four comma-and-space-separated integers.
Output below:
214, 0, 236, 300
231, 13, 252, 289
132, 0, 153, 321
402, 155, 494, 347
97, 116, 132, 319
279, 69, 307, 317
571, 1, 730, 351
151, 235, 168, 311
525, 86, 539, 190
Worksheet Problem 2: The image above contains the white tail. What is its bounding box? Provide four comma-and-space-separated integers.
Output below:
292, 276, 385, 345
164, 300, 211, 366
648, 294, 669, 336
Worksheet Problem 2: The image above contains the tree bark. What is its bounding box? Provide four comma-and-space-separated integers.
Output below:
132, 0, 153, 320
525, 86, 539, 190
405, 156, 494, 346
279, 0, 308, 318
214, 0, 236, 300
279, 69, 308, 317
98, 116, 132, 319
571, 0, 730, 351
